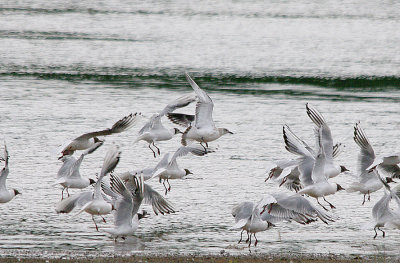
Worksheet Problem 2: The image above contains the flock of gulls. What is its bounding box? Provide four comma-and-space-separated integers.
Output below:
1, 73, 400, 251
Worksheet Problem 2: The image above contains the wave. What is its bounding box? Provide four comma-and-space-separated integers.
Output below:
1, 70, 399, 90
0, 30, 143, 42
0, 7, 396, 21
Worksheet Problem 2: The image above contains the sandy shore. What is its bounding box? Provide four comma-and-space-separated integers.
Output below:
0, 255, 395, 263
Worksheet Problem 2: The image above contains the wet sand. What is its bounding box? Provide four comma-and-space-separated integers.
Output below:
0, 255, 394, 263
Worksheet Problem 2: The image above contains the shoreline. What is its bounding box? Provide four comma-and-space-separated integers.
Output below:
0, 253, 397, 263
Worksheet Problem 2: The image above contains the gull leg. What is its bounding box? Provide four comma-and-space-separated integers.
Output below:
373, 227, 378, 239
66, 187, 70, 197
162, 179, 168, 195
362, 194, 366, 205
323, 197, 336, 209
378, 227, 385, 238
254, 233, 258, 247
100, 215, 107, 223
317, 198, 329, 211
92, 216, 99, 232
200, 141, 207, 151
265, 168, 276, 182
368, 190, 371, 201
245, 231, 250, 243
152, 142, 161, 155
268, 203, 274, 214
238, 230, 244, 243
148, 143, 156, 158
248, 233, 252, 249
167, 179, 171, 192
61, 188, 65, 200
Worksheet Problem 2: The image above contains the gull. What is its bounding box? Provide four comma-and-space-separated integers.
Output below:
367, 153, 400, 178
122, 172, 176, 215
297, 127, 345, 211
0, 143, 21, 204
179, 73, 233, 147
232, 193, 333, 250
347, 122, 394, 205
231, 196, 276, 250
55, 141, 103, 200
102, 173, 145, 241
266, 146, 342, 192
153, 144, 214, 195
118, 153, 170, 182
59, 113, 139, 158
134, 94, 196, 157
306, 103, 349, 178
369, 174, 400, 239
56, 146, 121, 231
280, 125, 347, 192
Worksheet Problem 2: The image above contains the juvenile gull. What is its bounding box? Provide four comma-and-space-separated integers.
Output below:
59, 113, 139, 158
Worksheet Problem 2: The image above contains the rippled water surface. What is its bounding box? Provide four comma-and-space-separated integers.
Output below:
0, 0, 400, 260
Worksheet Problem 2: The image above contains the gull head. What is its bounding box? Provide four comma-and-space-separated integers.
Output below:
336, 184, 345, 191
13, 189, 21, 196
219, 128, 234, 135
173, 128, 183, 135
89, 179, 96, 185
385, 177, 395, 184
340, 165, 349, 173
94, 137, 104, 143
138, 210, 149, 220
59, 149, 74, 160
184, 169, 193, 176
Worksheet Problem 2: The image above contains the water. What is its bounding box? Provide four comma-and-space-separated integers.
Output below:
0, 0, 400, 260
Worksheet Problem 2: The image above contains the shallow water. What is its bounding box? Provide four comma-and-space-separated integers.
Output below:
0, 0, 400, 260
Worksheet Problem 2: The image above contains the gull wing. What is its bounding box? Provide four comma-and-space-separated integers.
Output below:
311, 128, 328, 184
353, 122, 377, 182
185, 73, 215, 130
306, 104, 333, 159
94, 146, 121, 199
159, 94, 197, 117
272, 193, 334, 224
232, 201, 253, 222
379, 164, 400, 179
143, 183, 175, 215
57, 156, 76, 179
109, 173, 134, 228
167, 113, 195, 127
372, 192, 394, 223
76, 113, 140, 139
170, 145, 212, 162
0, 143, 10, 192
55, 191, 93, 213
283, 125, 314, 158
